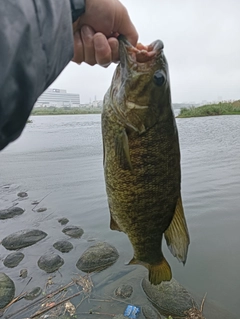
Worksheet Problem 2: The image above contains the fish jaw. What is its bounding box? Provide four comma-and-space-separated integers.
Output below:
118, 35, 164, 69
109, 36, 172, 134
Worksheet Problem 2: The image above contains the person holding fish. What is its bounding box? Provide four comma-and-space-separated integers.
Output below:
0, 0, 138, 150
1, 1, 190, 284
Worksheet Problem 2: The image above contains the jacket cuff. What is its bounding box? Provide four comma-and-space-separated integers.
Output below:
70, 0, 85, 22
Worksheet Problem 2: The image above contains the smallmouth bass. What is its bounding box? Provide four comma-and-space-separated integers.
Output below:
102, 36, 190, 285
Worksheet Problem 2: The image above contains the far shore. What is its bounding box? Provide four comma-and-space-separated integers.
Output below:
177, 100, 240, 118
31, 107, 101, 116
30, 101, 240, 118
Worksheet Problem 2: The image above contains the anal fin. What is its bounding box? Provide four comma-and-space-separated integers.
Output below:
164, 196, 190, 264
110, 215, 122, 231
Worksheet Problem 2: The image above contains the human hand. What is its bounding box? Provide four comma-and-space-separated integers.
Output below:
72, 0, 138, 67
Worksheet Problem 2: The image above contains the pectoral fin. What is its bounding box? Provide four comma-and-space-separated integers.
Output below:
115, 129, 132, 170
164, 196, 190, 264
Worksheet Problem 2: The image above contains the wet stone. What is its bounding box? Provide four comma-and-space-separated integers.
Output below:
142, 305, 162, 319
0, 207, 24, 220
87, 238, 97, 242
58, 218, 69, 225
36, 207, 47, 212
62, 225, 84, 238
24, 287, 42, 300
76, 242, 119, 273
1, 229, 47, 250
3, 252, 24, 268
17, 192, 28, 198
142, 277, 198, 318
0, 273, 15, 309
115, 284, 133, 299
38, 254, 64, 273
31, 200, 39, 205
20, 269, 28, 278
53, 240, 73, 253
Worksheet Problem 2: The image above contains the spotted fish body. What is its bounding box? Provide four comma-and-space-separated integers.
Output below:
102, 36, 190, 285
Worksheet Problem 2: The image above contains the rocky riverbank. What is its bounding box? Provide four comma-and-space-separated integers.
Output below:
0, 184, 238, 319
0, 187, 121, 317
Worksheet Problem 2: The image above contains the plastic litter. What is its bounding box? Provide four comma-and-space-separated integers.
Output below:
124, 305, 140, 319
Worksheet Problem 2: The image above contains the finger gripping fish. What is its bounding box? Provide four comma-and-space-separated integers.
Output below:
102, 36, 190, 285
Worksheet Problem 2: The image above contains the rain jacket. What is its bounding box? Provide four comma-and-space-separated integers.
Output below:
0, 0, 85, 150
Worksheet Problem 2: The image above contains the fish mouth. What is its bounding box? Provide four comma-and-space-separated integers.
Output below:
118, 35, 164, 70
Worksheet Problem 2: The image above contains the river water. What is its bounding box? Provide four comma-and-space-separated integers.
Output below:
0, 113, 239, 318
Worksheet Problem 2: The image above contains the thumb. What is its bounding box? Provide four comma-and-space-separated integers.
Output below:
115, 6, 138, 46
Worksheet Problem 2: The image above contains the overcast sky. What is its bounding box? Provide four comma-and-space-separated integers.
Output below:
50, 0, 240, 104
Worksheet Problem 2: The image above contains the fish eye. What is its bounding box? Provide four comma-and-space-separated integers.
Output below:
153, 70, 165, 86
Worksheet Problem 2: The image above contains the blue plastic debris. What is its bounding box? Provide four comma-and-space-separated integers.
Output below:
124, 305, 140, 319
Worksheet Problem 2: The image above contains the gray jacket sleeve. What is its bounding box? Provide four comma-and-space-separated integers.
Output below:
0, 0, 85, 151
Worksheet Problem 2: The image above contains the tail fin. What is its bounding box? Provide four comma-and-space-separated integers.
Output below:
148, 258, 172, 285
128, 257, 172, 285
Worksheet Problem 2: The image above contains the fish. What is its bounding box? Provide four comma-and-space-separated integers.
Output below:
101, 35, 190, 285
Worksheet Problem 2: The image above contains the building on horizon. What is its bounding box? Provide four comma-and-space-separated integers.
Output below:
35, 88, 80, 108
88, 100, 103, 108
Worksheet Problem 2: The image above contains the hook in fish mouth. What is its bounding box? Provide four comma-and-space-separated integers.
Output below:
118, 35, 164, 69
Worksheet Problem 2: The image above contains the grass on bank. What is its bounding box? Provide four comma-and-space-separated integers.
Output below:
31, 106, 101, 116
177, 100, 240, 118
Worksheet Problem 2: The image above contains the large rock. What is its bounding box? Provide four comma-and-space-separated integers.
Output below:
142, 277, 198, 318
53, 240, 73, 253
3, 252, 24, 268
0, 207, 24, 220
1, 229, 47, 250
0, 273, 15, 309
62, 225, 84, 238
76, 242, 119, 272
38, 254, 64, 273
